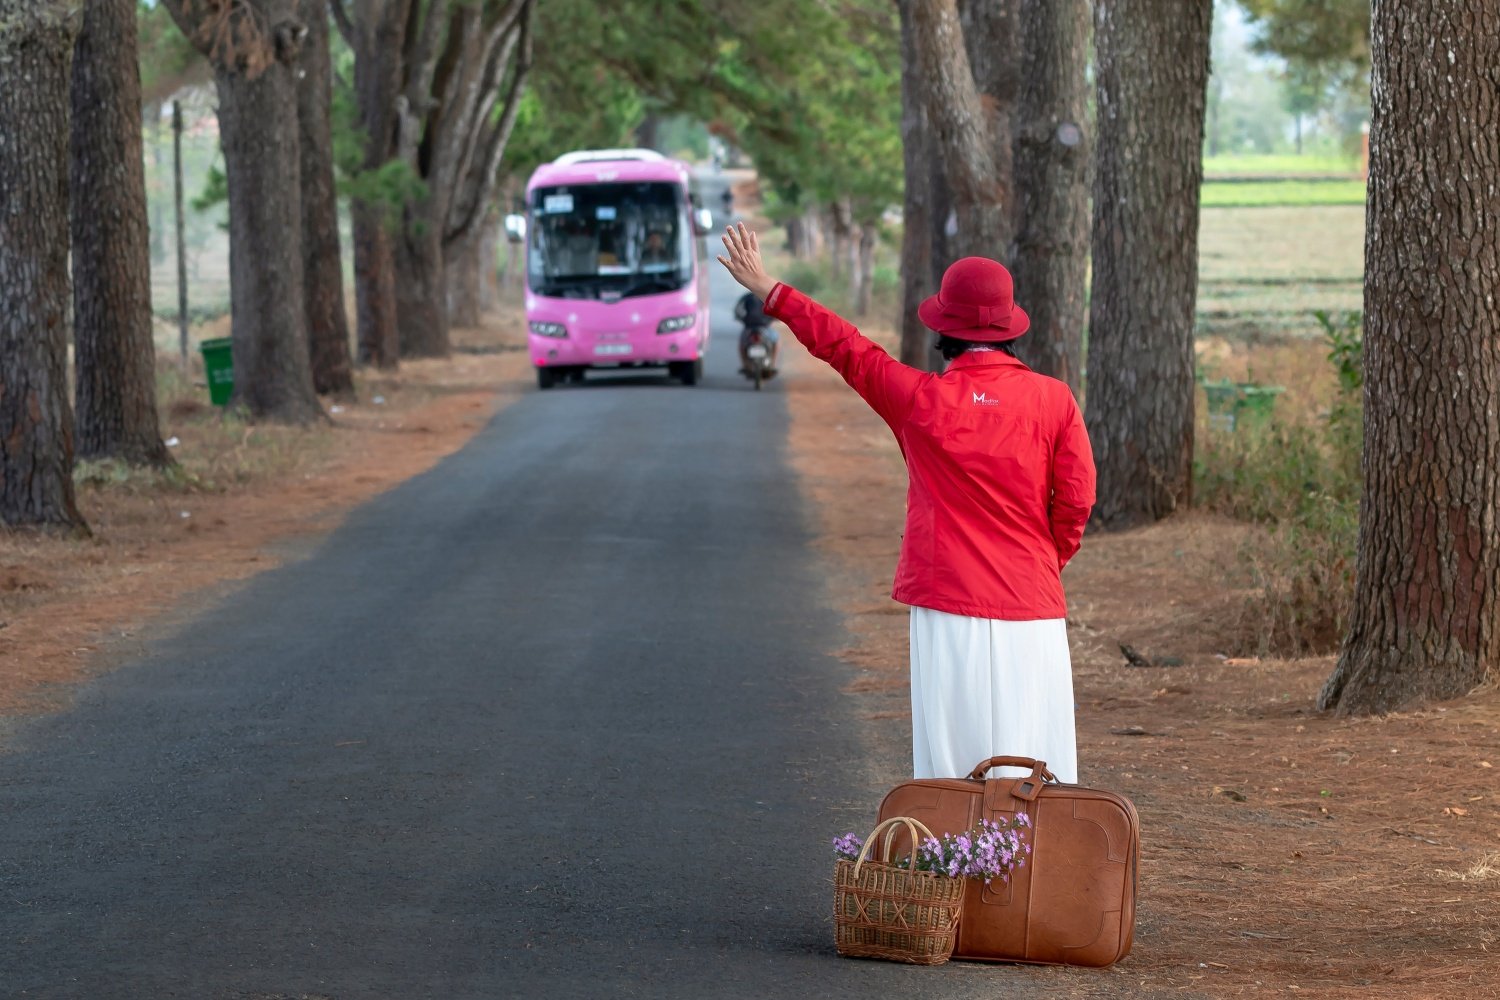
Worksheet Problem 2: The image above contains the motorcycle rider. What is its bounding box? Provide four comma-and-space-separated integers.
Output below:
735, 290, 780, 377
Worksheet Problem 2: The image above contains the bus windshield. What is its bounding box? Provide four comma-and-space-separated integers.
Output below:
527, 182, 693, 299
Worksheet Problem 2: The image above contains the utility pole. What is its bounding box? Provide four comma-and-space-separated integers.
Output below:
173, 99, 188, 361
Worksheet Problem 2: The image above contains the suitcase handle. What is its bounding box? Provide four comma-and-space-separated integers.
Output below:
967, 756, 1057, 782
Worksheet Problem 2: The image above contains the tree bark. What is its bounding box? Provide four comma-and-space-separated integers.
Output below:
395, 221, 449, 356
353, 198, 401, 368
0, 2, 89, 530
852, 223, 877, 317
439, 0, 531, 330
1084, 0, 1212, 527
395, 0, 528, 358
1319, 0, 1500, 715
477, 209, 499, 312
901, 0, 1014, 262
1010, 0, 1091, 396
212, 13, 323, 422
162, 0, 323, 423
445, 218, 486, 328
897, 2, 937, 368
70, 0, 172, 467
958, 0, 1020, 258
297, 0, 354, 398
828, 199, 851, 282
348, 0, 411, 371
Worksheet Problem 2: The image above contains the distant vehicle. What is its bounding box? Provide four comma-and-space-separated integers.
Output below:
509, 148, 715, 389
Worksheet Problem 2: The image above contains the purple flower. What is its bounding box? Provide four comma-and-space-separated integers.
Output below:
832, 833, 864, 861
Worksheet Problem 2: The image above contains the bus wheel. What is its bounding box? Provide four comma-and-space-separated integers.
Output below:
537, 367, 558, 390
674, 359, 702, 387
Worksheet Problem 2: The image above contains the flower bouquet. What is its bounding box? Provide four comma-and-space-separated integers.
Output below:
832, 813, 1031, 965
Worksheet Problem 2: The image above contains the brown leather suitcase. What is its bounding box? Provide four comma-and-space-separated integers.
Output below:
876, 755, 1139, 967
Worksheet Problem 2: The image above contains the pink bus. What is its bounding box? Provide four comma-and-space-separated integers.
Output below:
515, 149, 714, 389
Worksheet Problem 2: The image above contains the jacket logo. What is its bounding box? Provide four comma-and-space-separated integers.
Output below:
971, 391, 1000, 406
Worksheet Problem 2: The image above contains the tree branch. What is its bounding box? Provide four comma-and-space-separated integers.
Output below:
443, 0, 527, 225
446, 0, 533, 245
328, 0, 355, 48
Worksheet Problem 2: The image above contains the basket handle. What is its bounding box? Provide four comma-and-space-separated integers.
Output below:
851, 816, 940, 879
966, 756, 1057, 782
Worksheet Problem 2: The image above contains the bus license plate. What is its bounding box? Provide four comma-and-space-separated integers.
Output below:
594, 344, 631, 356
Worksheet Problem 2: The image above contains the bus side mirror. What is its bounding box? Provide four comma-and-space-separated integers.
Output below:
503, 213, 527, 243
693, 207, 713, 236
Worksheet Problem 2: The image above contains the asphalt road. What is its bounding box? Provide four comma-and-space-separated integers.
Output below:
0, 180, 1052, 999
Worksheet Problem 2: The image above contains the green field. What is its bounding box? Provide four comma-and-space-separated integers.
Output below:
1202, 153, 1361, 177
1201, 179, 1366, 208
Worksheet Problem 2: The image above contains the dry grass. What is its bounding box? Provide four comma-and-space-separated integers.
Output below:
1438, 852, 1500, 884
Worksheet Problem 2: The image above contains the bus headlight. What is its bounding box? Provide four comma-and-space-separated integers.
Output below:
656, 314, 696, 335
529, 321, 567, 338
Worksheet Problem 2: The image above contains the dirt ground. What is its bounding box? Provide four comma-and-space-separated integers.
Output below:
781, 330, 1500, 998
0, 305, 531, 715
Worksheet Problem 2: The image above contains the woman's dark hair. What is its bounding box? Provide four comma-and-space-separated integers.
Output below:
935, 335, 1017, 361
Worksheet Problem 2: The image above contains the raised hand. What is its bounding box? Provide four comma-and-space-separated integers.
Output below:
716, 222, 777, 301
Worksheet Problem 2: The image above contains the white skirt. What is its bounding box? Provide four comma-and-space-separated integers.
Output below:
909, 606, 1078, 783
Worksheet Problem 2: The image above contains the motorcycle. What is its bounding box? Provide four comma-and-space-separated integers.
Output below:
741, 326, 775, 390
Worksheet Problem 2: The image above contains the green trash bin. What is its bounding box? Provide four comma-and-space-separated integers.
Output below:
1237, 384, 1284, 431
1199, 377, 1284, 433
199, 337, 234, 407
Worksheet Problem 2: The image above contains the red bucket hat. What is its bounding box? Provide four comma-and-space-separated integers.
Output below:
917, 256, 1030, 342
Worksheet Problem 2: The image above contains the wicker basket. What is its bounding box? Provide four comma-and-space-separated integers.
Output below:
834, 816, 965, 965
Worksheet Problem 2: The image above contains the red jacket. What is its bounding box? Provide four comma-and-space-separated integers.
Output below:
765, 284, 1095, 620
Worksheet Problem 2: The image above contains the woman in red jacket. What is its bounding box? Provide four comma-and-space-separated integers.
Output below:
719, 223, 1096, 782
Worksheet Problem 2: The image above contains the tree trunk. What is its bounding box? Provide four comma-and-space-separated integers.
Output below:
0, 3, 88, 530
901, 0, 1014, 262
162, 0, 324, 423
298, 0, 354, 399
635, 111, 662, 151
1083, 0, 1212, 528
440, 5, 530, 326
353, 198, 400, 369
958, 0, 1020, 257
897, 1, 937, 368
1318, 0, 1500, 716
446, 220, 485, 328
1010, 0, 1090, 396
795, 209, 823, 258
214, 48, 323, 422
395, 0, 529, 359
852, 223, 877, 317
347, 0, 411, 372
477, 209, 499, 313
396, 219, 450, 357
828, 198, 852, 281
785, 215, 806, 258
70, 0, 172, 467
